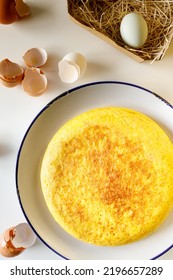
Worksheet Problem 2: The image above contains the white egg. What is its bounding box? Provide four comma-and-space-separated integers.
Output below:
120, 12, 148, 49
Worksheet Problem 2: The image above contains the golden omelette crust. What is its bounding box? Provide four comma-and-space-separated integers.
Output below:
40, 107, 173, 245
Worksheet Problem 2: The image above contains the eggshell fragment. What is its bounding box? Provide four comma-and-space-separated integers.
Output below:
23, 48, 48, 68
0, 223, 36, 258
58, 59, 80, 83
12, 223, 36, 249
0, 58, 24, 87
0, 227, 25, 258
15, 0, 31, 18
22, 67, 47, 96
58, 52, 87, 83
120, 12, 148, 49
64, 52, 87, 77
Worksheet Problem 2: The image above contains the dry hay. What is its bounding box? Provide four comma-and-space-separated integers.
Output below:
68, 0, 173, 61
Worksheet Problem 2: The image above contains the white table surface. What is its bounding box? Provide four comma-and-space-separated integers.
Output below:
0, 0, 173, 260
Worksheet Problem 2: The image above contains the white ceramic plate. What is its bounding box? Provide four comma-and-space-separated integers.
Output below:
16, 81, 173, 260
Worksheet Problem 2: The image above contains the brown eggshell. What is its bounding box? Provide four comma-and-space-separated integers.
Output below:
23, 48, 48, 68
22, 67, 47, 96
0, 228, 25, 258
0, 58, 24, 87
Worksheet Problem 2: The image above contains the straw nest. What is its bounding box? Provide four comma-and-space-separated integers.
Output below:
67, 0, 173, 62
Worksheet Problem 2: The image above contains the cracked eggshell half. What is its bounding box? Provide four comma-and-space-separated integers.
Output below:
0, 227, 24, 258
58, 52, 87, 83
0, 223, 36, 258
12, 223, 36, 249
0, 58, 24, 87
23, 48, 48, 68
22, 67, 47, 96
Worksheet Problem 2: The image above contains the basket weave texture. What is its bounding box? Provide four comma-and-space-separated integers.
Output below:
67, 0, 173, 62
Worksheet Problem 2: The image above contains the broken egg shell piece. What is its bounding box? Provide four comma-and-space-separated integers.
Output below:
12, 223, 36, 249
58, 52, 87, 83
15, 0, 31, 18
22, 67, 47, 96
63, 52, 87, 77
58, 59, 80, 83
23, 48, 48, 68
0, 58, 24, 87
0, 227, 25, 258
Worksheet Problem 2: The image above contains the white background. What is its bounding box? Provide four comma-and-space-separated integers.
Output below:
0, 0, 173, 260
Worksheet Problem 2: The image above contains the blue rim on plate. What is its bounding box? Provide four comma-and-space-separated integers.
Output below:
15, 81, 173, 260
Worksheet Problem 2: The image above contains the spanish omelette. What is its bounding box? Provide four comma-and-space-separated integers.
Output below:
40, 107, 173, 246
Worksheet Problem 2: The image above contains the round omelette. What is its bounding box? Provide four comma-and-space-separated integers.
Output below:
40, 107, 173, 245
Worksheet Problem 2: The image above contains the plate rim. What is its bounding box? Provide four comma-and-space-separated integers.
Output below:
15, 80, 173, 260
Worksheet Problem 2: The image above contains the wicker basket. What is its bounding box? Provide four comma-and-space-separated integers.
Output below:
67, 0, 173, 62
